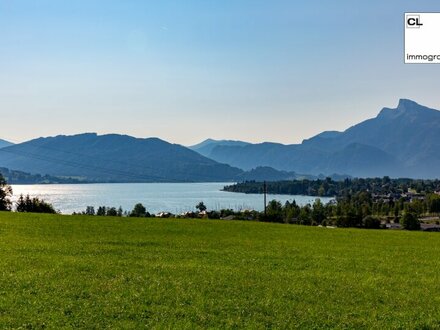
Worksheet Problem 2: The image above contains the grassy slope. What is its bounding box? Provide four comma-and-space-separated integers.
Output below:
0, 212, 439, 329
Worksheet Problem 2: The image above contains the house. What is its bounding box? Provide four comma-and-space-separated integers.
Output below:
156, 212, 173, 218
386, 223, 401, 229
198, 210, 208, 218
421, 223, 440, 232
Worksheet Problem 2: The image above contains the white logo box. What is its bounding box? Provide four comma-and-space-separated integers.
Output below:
405, 12, 440, 64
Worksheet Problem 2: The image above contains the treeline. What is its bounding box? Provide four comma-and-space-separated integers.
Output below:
0, 167, 84, 184
16, 194, 57, 214
260, 191, 440, 230
73, 204, 152, 218
73, 202, 257, 221
1, 173, 57, 213
72, 192, 440, 231
223, 177, 440, 197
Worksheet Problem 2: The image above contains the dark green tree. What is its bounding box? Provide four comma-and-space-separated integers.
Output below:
400, 212, 420, 230
283, 200, 300, 223
106, 207, 118, 216
15, 194, 56, 214
0, 174, 12, 211
85, 206, 95, 215
117, 207, 123, 217
15, 194, 26, 212
427, 194, 440, 213
196, 201, 207, 212
97, 206, 107, 216
311, 199, 326, 224
130, 203, 148, 217
298, 205, 312, 225
265, 200, 283, 223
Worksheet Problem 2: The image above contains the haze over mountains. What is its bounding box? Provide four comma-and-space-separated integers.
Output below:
198, 99, 440, 179
0, 99, 438, 181
189, 139, 251, 159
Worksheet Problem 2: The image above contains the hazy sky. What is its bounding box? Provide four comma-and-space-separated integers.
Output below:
1, 0, 440, 145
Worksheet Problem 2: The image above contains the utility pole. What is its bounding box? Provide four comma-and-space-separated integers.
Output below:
263, 181, 267, 218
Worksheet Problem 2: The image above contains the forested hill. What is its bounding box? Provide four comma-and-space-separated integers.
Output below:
0, 133, 243, 182
0, 134, 351, 183
0, 167, 83, 184
223, 177, 440, 197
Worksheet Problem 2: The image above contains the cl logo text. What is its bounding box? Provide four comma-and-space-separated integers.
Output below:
406, 16, 423, 28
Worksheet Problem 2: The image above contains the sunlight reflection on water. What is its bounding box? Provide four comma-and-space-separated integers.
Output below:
10, 182, 333, 215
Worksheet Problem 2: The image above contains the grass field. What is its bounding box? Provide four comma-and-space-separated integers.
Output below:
1, 212, 440, 329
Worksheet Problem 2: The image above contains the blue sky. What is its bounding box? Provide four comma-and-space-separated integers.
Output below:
1, 0, 439, 145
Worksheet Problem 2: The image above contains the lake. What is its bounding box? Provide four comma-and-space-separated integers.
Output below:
10, 182, 333, 215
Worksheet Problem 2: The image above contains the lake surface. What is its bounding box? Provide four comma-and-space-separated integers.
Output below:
10, 183, 333, 215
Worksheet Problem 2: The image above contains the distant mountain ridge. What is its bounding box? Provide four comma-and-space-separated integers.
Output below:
0, 133, 243, 182
0, 134, 329, 183
198, 99, 440, 178
0, 139, 13, 149
189, 139, 250, 158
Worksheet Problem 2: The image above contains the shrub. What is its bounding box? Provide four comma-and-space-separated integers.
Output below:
208, 211, 220, 219
400, 212, 420, 231
362, 216, 381, 229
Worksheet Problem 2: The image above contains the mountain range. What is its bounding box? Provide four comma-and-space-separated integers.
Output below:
189, 139, 251, 159
0, 139, 13, 149
0, 99, 438, 181
198, 99, 440, 178
0, 134, 242, 182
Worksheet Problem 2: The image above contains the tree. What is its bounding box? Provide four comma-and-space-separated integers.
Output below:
400, 212, 420, 230
427, 194, 440, 213
298, 205, 312, 225
15, 194, 56, 214
117, 207, 123, 217
130, 203, 148, 217
312, 199, 326, 224
85, 206, 95, 216
265, 200, 283, 223
97, 206, 106, 216
284, 200, 300, 223
196, 201, 207, 212
106, 207, 118, 216
0, 174, 12, 211
16, 194, 26, 212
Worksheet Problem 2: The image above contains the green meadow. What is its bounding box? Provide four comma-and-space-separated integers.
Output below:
0, 212, 440, 329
